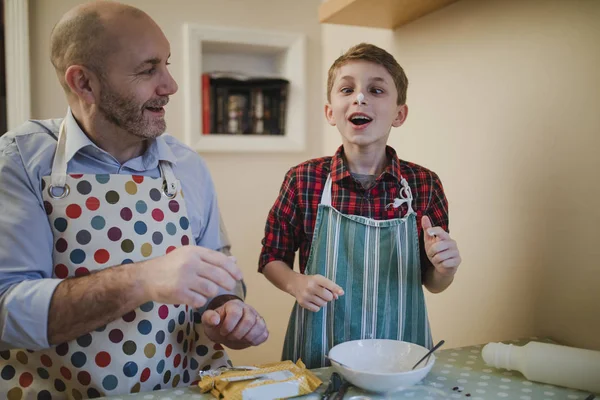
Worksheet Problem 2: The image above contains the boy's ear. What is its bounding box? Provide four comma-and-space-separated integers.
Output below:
64, 65, 101, 105
324, 103, 336, 126
392, 104, 408, 128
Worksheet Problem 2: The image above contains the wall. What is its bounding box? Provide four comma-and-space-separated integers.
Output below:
29, 0, 323, 365
323, 0, 600, 349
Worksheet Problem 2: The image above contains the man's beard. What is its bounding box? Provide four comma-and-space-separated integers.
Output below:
97, 83, 168, 139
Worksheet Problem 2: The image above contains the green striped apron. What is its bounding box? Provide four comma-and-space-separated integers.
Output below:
282, 174, 433, 369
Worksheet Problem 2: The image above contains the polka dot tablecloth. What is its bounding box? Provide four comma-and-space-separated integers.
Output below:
97, 338, 596, 399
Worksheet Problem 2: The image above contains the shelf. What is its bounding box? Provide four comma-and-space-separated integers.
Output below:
318, 0, 459, 30
182, 24, 306, 153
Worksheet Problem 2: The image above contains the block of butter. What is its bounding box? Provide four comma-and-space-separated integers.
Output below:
198, 359, 322, 400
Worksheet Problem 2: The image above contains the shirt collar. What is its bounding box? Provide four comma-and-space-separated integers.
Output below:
63, 108, 178, 168
330, 145, 403, 183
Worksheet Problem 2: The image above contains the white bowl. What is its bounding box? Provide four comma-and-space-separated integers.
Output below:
328, 339, 435, 393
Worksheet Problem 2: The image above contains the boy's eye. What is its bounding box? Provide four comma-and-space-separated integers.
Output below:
340, 87, 354, 94
371, 87, 384, 94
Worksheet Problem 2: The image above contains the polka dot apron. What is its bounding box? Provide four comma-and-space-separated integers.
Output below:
0, 121, 231, 399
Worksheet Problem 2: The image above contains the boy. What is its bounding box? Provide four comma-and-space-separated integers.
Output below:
258, 43, 461, 369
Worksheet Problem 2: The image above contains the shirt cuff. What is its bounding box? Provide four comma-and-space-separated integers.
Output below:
0, 278, 63, 351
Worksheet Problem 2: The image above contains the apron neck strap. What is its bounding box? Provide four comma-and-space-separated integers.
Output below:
320, 174, 333, 206
50, 119, 178, 197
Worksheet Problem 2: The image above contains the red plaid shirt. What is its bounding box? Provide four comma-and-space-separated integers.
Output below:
259, 146, 449, 274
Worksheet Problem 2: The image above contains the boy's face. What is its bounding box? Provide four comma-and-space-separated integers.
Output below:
325, 60, 407, 149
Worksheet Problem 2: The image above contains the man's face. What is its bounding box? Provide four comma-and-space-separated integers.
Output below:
96, 17, 178, 139
325, 60, 406, 149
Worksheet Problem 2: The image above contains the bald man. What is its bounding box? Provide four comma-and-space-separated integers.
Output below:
0, 1, 268, 397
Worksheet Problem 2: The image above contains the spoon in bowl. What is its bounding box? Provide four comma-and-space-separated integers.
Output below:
412, 340, 445, 370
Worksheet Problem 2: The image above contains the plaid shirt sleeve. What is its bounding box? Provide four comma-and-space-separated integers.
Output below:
418, 170, 450, 273
258, 168, 303, 272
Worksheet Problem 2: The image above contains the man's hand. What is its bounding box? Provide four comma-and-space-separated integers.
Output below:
201, 300, 269, 349
422, 215, 461, 276
289, 274, 344, 312
142, 245, 243, 308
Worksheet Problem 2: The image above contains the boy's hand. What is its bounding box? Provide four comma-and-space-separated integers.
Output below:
422, 216, 461, 276
290, 274, 344, 312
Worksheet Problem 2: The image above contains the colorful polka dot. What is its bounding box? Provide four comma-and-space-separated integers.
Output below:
66, 204, 83, 219
134, 221, 148, 235
178, 311, 186, 325
55, 238, 68, 253
145, 343, 157, 358
77, 371, 91, 386
76, 333, 92, 348
60, 366, 72, 380
183, 356, 188, 369
44, 201, 53, 215
70, 174, 83, 179
152, 209, 164, 221
56, 343, 69, 356
141, 243, 153, 257
180, 216, 190, 230
121, 239, 134, 253
141, 368, 151, 383
95, 324, 106, 332
96, 174, 110, 184
168, 319, 176, 333
165, 344, 173, 358
108, 329, 123, 344
91, 216, 106, 230
138, 320, 152, 335
163, 370, 171, 384
101, 374, 118, 391
16, 351, 28, 365
132, 175, 144, 184
40, 354, 53, 367
54, 378, 66, 391
123, 341, 137, 356
120, 207, 133, 221
76, 180, 92, 195
131, 382, 141, 393
190, 358, 199, 370
166, 246, 176, 254
152, 232, 163, 245
181, 235, 190, 245
54, 217, 68, 232
95, 351, 111, 368
157, 360, 165, 374
86, 197, 100, 211
75, 267, 90, 277
1, 365, 16, 380
140, 301, 154, 312
19, 372, 33, 387
38, 390, 52, 400
149, 188, 161, 201
183, 370, 190, 384
125, 181, 138, 195
105, 190, 120, 204
123, 361, 138, 378
166, 223, 177, 235
76, 230, 92, 245
172, 374, 180, 387
70, 249, 86, 264
37, 368, 50, 380
54, 264, 69, 278
94, 249, 110, 264
212, 351, 224, 360
72, 389, 83, 400
173, 354, 181, 368
169, 200, 180, 213
121, 259, 133, 264
103, 227, 121, 242
71, 351, 87, 368
177, 330, 184, 344
155, 330, 166, 345
7, 388, 23, 400
135, 200, 148, 214
196, 345, 208, 357
87, 388, 102, 398
122, 310, 136, 323
183, 340, 189, 353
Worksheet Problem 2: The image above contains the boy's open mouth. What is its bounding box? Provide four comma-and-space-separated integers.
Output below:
348, 112, 373, 127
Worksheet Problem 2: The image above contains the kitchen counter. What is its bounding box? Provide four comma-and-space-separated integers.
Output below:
99, 338, 594, 399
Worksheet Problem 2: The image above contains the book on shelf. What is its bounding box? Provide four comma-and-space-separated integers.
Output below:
201, 71, 289, 136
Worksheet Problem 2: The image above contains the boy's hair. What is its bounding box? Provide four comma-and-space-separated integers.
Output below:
327, 43, 408, 105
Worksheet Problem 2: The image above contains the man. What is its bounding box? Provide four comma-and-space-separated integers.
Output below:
0, 1, 268, 397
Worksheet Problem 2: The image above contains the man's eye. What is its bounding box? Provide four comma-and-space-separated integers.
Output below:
142, 67, 156, 75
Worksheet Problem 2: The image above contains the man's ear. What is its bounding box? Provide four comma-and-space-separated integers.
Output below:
64, 65, 101, 105
324, 103, 336, 126
392, 104, 408, 128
